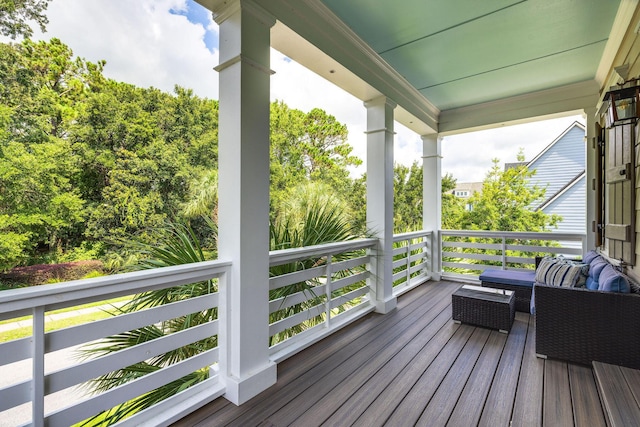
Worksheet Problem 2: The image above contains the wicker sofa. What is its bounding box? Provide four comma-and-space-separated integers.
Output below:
535, 254, 640, 369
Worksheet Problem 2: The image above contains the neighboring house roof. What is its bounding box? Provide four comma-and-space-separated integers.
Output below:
521, 121, 586, 241
527, 121, 585, 166
526, 121, 586, 209
504, 162, 527, 171
536, 171, 585, 211
452, 182, 483, 198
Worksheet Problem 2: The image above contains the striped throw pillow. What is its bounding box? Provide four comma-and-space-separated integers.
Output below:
535, 257, 587, 287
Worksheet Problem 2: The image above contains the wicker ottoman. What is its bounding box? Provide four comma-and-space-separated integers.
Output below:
452, 285, 515, 333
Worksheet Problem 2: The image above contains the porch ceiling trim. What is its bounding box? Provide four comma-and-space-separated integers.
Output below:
595, 0, 640, 89
438, 80, 600, 135
262, 0, 439, 134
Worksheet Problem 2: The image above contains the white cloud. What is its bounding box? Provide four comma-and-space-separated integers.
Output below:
31, 0, 219, 99
441, 115, 585, 183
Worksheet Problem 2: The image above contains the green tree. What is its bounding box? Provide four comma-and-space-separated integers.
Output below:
0, 39, 92, 268
460, 158, 559, 232
441, 172, 465, 230
72, 81, 218, 245
0, 0, 50, 39
394, 161, 423, 233
443, 157, 561, 273
270, 101, 361, 213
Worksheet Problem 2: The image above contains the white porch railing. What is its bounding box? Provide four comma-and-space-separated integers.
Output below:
0, 230, 586, 425
0, 233, 437, 425
268, 238, 378, 362
0, 260, 230, 427
440, 230, 586, 282
392, 230, 433, 297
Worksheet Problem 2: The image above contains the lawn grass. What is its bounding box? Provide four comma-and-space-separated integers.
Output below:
0, 309, 116, 343
0, 296, 130, 326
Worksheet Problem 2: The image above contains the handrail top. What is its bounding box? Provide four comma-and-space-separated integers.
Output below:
269, 238, 377, 267
440, 229, 586, 240
393, 230, 433, 241
0, 259, 232, 316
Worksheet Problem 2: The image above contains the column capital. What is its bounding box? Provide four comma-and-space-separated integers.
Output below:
582, 106, 598, 122
364, 96, 397, 110
211, 0, 276, 28
420, 133, 442, 143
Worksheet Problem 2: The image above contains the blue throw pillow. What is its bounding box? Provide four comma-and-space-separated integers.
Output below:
588, 258, 608, 282
598, 264, 630, 293
585, 277, 599, 290
583, 250, 600, 264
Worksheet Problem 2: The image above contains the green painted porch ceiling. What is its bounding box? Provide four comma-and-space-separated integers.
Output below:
320, 0, 621, 111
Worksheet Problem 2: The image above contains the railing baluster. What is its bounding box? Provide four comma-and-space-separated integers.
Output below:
32, 306, 45, 427
325, 255, 332, 328
405, 239, 411, 285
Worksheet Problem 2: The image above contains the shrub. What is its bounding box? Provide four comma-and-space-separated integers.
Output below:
0, 260, 105, 286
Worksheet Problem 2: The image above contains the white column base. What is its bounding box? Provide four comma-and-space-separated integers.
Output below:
223, 361, 277, 405
430, 272, 442, 281
374, 295, 397, 314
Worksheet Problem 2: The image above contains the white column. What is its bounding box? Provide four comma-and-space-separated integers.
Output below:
584, 107, 597, 253
214, 0, 276, 405
422, 134, 442, 280
365, 96, 397, 314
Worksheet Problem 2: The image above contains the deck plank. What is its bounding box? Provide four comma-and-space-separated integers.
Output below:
225, 283, 457, 426
476, 312, 528, 427
568, 363, 606, 427
323, 308, 461, 426
171, 281, 611, 427
594, 362, 640, 427
511, 314, 544, 427
446, 329, 508, 426
379, 325, 475, 425
294, 307, 452, 426
543, 360, 573, 426
415, 327, 492, 426
281, 290, 454, 426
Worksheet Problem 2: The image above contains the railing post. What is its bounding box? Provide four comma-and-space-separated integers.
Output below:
32, 307, 45, 427
501, 237, 507, 269
436, 230, 442, 277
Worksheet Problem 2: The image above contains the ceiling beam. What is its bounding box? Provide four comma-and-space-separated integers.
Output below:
438, 80, 599, 135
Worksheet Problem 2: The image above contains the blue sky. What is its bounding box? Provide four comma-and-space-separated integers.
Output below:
15, 0, 585, 182
170, 1, 218, 52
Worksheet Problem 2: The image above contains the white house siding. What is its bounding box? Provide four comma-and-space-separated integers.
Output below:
528, 124, 586, 199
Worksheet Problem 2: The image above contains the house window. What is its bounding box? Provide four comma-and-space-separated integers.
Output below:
455, 190, 469, 197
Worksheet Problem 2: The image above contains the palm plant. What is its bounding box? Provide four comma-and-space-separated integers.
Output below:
80, 183, 365, 425
78, 220, 216, 426
269, 183, 368, 345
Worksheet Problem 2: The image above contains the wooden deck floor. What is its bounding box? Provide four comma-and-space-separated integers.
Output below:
173, 281, 607, 427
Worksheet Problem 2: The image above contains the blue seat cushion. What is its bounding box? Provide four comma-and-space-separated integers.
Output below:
479, 269, 535, 288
